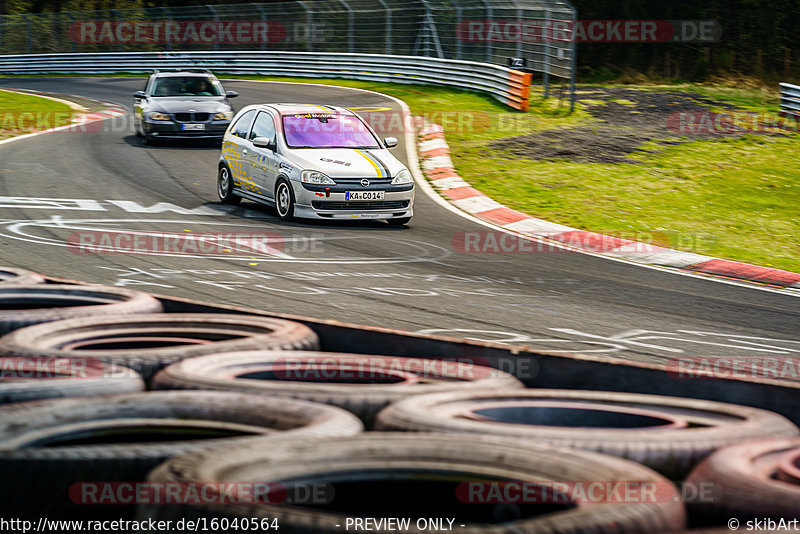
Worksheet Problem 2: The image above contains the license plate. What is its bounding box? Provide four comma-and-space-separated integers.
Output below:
345, 190, 385, 201
181, 124, 205, 131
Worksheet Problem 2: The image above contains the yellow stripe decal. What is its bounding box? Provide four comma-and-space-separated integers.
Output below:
354, 149, 383, 178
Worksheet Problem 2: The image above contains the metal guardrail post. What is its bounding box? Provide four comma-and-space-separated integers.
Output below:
296, 0, 312, 52
66, 12, 75, 52
22, 14, 31, 54
336, 0, 355, 54
479, 0, 493, 63
414, 1, 444, 58
566, 0, 577, 113
515, 0, 523, 61
251, 3, 267, 51
452, 0, 462, 60
207, 5, 220, 52
542, 9, 550, 97
161, 7, 172, 52
110, 10, 123, 51
376, 0, 392, 55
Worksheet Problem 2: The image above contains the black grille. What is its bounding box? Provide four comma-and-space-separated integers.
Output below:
333, 177, 393, 185
312, 201, 409, 210
172, 112, 210, 122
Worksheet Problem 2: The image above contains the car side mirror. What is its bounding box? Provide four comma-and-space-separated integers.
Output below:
252, 136, 276, 150
226, 91, 239, 98
384, 136, 398, 148
133, 91, 146, 99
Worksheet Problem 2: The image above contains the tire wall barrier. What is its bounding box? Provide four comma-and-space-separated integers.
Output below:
0, 268, 797, 530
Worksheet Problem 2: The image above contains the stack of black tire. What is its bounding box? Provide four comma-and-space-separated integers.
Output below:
0, 267, 797, 533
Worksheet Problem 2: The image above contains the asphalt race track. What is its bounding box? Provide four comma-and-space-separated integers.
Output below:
0, 77, 798, 367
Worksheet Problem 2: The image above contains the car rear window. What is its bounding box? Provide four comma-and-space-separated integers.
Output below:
282, 113, 379, 149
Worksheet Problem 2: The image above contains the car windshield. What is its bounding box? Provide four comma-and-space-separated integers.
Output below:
151, 77, 223, 97
282, 113, 380, 149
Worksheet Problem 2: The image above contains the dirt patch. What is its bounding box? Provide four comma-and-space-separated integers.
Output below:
489, 87, 789, 163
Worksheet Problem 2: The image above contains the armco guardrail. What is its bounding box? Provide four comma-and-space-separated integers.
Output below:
779, 82, 800, 119
0, 50, 534, 112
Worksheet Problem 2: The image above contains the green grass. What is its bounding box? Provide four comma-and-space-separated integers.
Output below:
0, 89, 77, 139
462, 135, 799, 271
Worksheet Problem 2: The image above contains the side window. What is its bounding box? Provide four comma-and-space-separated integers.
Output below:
249, 112, 276, 143
230, 110, 256, 138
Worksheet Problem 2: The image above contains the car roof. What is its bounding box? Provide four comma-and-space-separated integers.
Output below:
260, 103, 354, 116
152, 71, 216, 78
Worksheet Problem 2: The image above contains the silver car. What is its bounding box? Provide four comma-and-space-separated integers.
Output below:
217, 103, 414, 225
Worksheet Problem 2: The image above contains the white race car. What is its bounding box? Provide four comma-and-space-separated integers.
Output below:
218, 103, 414, 225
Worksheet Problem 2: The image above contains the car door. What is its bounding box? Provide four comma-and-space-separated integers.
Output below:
223, 109, 258, 194
246, 111, 280, 199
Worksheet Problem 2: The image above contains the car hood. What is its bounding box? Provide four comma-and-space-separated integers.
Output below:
286, 148, 405, 179
148, 97, 231, 114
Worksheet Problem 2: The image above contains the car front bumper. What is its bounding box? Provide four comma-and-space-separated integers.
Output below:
144, 120, 229, 139
292, 181, 414, 220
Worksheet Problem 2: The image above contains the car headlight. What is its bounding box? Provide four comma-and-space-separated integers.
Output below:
301, 171, 336, 185
213, 111, 234, 121
148, 112, 171, 121
391, 169, 413, 185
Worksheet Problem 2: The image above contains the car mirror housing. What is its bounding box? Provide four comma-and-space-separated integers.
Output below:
226, 91, 239, 98
133, 91, 146, 99
384, 136, 398, 148
252, 137, 276, 150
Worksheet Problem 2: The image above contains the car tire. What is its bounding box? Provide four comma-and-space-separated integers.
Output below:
386, 217, 411, 226
0, 313, 319, 381
151, 350, 524, 426
0, 391, 363, 520
374, 389, 799, 478
217, 163, 241, 205
275, 178, 295, 221
141, 433, 686, 533
0, 284, 164, 335
685, 437, 800, 522
0, 267, 45, 287
0, 357, 145, 404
